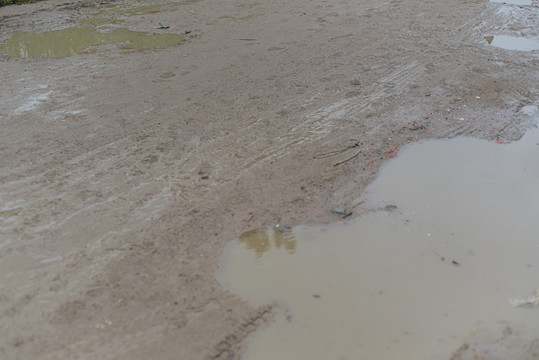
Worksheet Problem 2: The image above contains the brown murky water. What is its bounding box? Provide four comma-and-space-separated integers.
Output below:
218, 116, 539, 359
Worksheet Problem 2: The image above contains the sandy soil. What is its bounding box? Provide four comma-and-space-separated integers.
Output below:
0, 0, 538, 359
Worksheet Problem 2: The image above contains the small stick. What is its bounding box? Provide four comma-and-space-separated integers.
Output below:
334, 148, 362, 166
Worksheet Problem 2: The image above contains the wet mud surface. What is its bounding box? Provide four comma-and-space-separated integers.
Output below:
0, 0, 538, 359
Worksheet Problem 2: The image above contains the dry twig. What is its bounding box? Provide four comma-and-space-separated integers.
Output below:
314, 139, 362, 166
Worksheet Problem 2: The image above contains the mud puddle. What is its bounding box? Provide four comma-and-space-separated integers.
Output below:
218, 114, 539, 359
0, 0, 188, 58
0, 27, 183, 58
485, 34, 539, 51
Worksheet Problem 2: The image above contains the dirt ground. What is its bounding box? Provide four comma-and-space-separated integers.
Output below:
0, 0, 538, 359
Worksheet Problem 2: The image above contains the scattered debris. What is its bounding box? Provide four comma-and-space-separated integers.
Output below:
156, 23, 169, 29
435, 252, 459, 266
312, 294, 321, 299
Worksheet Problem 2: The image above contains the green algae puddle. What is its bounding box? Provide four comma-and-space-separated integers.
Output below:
0, 27, 183, 58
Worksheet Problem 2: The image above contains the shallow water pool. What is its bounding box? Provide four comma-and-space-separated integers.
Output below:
219, 113, 539, 359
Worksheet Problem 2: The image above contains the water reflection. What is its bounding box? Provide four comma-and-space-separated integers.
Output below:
239, 227, 296, 258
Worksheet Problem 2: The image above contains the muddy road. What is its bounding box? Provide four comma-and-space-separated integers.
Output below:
0, 0, 538, 359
